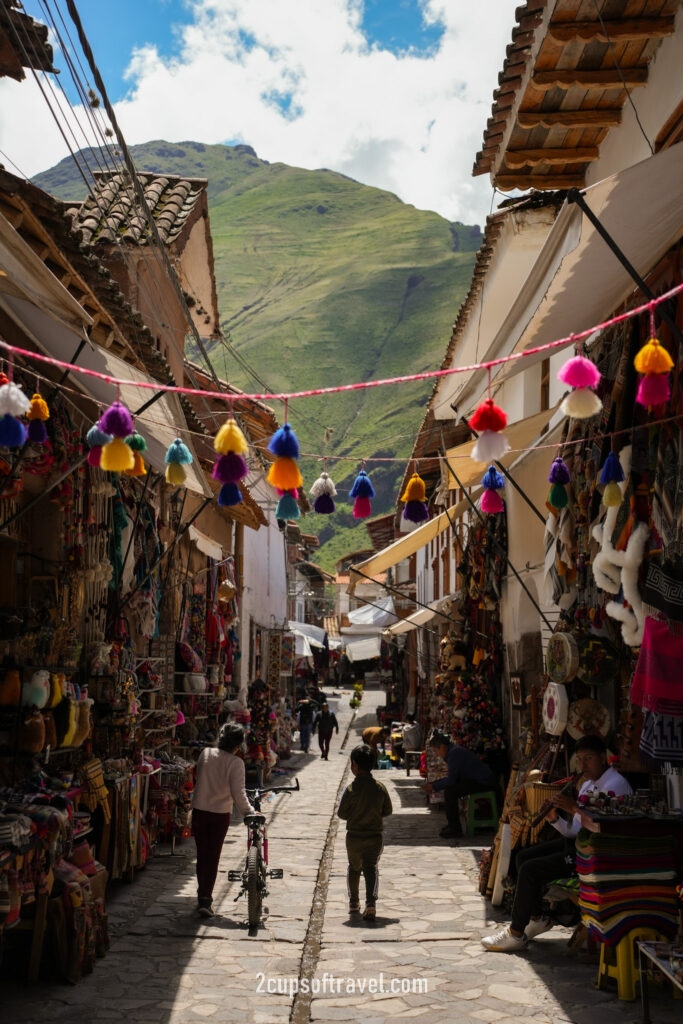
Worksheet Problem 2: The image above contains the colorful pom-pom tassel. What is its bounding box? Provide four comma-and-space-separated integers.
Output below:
637, 372, 670, 407
349, 470, 375, 500
100, 437, 135, 472
403, 501, 430, 523
215, 417, 248, 455
124, 451, 147, 477
548, 457, 571, 485
218, 482, 242, 507
634, 336, 674, 376
600, 452, 624, 484
268, 423, 299, 459
0, 414, 27, 448
309, 471, 337, 500
0, 381, 30, 417
353, 496, 372, 519
548, 483, 568, 509
27, 419, 48, 444
560, 387, 602, 419
125, 432, 147, 452
472, 430, 510, 463
314, 493, 335, 514
557, 354, 601, 390
27, 393, 49, 422
87, 424, 113, 448
481, 489, 505, 514
166, 463, 186, 485
267, 456, 302, 491
165, 438, 193, 465
602, 481, 622, 507
212, 452, 248, 484
469, 399, 507, 433
99, 400, 135, 438
87, 446, 103, 468
276, 490, 300, 520
481, 466, 505, 490
401, 473, 427, 503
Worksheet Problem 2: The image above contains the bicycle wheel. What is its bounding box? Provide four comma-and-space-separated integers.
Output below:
247, 845, 262, 927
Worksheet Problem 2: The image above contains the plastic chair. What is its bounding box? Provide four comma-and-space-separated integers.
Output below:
464, 790, 499, 836
404, 751, 421, 776
596, 927, 666, 1001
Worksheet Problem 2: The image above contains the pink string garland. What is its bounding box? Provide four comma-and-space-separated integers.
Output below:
0, 281, 681, 404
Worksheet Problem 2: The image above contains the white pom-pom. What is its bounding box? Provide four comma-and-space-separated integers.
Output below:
0, 381, 31, 417
472, 430, 510, 462
561, 387, 602, 419
309, 471, 337, 498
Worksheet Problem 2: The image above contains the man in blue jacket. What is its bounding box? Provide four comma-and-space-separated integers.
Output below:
422, 730, 496, 840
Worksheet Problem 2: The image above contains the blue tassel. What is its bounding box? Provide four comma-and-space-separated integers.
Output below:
548, 457, 571, 484
314, 493, 335, 514
166, 438, 193, 464
87, 424, 113, 448
403, 501, 429, 523
217, 482, 242, 507
276, 491, 300, 519
599, 451, 624, 484
349, 470, 375, 499
268, 423, 299, 459
0, 414, 26, 448
481, 465, 505, 490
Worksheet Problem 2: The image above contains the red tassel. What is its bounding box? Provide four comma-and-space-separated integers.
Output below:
353, 496, 372, 519
636, 373, 670, 407
469, 398, 507, 433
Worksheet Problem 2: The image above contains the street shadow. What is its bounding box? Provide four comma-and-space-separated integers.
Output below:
342, 916, 402, 928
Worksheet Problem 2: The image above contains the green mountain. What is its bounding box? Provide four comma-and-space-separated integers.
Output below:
34, 141, 480, 571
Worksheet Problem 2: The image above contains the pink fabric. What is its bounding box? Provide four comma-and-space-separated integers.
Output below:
631, 617, 683, 715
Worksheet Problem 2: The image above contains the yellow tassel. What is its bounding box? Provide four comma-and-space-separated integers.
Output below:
267, 456, 302, 490
603, 481, 622, 507
165, 462, 187, 485
634, 337, 674, 375
401, 473, 426, 503
214, 417, 248, 454
27, 393, 50, 421
100, 437, 135, 472
124, 451, 147, 477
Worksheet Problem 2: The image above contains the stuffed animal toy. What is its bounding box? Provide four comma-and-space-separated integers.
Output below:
71, 699, 94, 748
0, 668, 21, 705
13, 709, 46, 753
21, 669, 50, 709
42, 710, 57, 749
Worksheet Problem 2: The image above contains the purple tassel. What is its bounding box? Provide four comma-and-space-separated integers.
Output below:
27, 419, 48, 444
217, 482, 242, 507
99, 400, 135, 438
636, 373, 670, 407
212, 452, 248, 484
548, 457, 570, 485
403, 501, 430, 523
0, 414, 27, 448
314, 493, 335, 514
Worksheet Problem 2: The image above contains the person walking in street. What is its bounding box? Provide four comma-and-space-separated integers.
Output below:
313, 701, 339, 759
422, 730, 496, 840
191, 723, 255, 918
337, 744, 393, 920
297, 698, 315, 753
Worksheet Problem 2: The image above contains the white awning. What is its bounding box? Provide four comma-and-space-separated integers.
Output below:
345, 636, 381, 662
347, 595, 396, 628
385, 595, 455, 636
189, 525, 223, 561
288, 620, 327, 646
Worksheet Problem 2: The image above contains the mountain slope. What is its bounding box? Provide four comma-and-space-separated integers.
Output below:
34, 142, 480, 570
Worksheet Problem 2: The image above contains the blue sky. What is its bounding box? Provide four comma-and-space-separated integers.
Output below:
6, 1, 513, 224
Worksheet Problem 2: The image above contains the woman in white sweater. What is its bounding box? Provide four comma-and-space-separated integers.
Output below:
192, 723, 255, 917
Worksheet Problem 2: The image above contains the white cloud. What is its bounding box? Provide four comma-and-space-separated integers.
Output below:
0, 0, 513, 224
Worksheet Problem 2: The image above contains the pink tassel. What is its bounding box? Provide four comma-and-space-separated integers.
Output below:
636, 373, 670, 407
557, 354, 601, 390
481, 489, 504, 514
277, 488, 299, 498
87, 446, 102, 467
353, 496, 372, 519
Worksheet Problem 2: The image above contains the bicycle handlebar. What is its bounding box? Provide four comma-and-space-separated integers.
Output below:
246, 778, 300, 796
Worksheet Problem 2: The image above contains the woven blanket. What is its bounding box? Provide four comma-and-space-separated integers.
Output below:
630, 616, 683, 715
639, 710, 683, 766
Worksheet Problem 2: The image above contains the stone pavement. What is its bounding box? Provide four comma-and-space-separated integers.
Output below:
1, 687, 679, 1023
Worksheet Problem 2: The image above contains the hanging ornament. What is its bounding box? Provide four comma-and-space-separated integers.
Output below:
26, 393, 50, 444
634, 323, 674, 408
350, 467, 374, 519
165, 437, 193, 485
99, 399, 134, 438
124, 451, 147, 477
214, 415, 249, 455
212, 452, 248, 485
0, 414, 26, 448
547, 456, 571, 510
0, 378, 30, 448
87, 446, 103, 468
480, 465, 505, 514
87, 423, 113, 449
561, 388, 602, 419
600, 451, 624, 508
218, 482, 242, 507
100, 436, 135, 472
400, 472, 429, 524
469, 396, 509, 462
309, 469, 337, 515
558, 347, 602, 419
276, 490, 300, 520
125, 432, 147, 452
267, 419, 302, 490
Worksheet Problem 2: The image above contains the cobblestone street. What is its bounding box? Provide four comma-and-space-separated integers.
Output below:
2, 688, 679, 1023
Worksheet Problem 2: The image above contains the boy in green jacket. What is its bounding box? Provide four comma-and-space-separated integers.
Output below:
337, 744, 393, 920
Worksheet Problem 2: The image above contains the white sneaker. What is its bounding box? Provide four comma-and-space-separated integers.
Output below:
481, 925, 527, 952
524, 916, 553, 941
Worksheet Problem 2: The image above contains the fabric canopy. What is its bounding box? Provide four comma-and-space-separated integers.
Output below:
189, 525, 223, 561
288, 621, 327, 647
385, 595, 455, 636
346, 595, 396, 628
345, 636, 381, 662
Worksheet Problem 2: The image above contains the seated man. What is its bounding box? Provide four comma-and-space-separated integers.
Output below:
422, 730, 496, 839
481, 734, 633, 953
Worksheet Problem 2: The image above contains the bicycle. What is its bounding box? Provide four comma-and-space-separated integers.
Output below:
228, 777, 299, 928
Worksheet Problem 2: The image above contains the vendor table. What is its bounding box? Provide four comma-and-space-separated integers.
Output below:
638, 941, 683, 1023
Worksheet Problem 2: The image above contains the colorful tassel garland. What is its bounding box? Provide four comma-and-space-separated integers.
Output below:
212, 452, 248, 484
349, 470, 375, 500
268, 423, 299, 458
353, 496, 372, 519
0, 414, 26, 448
276, 491, 300, 519
469, 399, 507, 433
0, 381, 30, 417
634, 337, 674, 376
481, 489, 505, 514
309, 471, 337, 500
548, 457, 571, 485
480, 463, 505, 514
218, 482, 242, 507
600, 452, 624, 484
472, 430, 510, 462
165, 438, 193, 465
403, 501, 429, 523
637, 372, 670, 406
27, 419, 48, 443
481, 466, 505, 490
560, 387, 602, 419
124, 451, 146, 477
27, 393, 49, 422
215, 417, 249, 455
548, 483, 568, 509
557, 354, 601, 390
87, 424, 113, 448
125, 432, 147, 452
314, 493, 335, 514
603, 481, 622, 507
87, 446, 103, 468
100, 437, 135, 472
99, 400, 134, 438
267, 456, 302, 490
401, 473, 427, 503
165, 463, 186, 485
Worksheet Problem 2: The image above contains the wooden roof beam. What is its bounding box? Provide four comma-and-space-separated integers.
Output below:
518, 109, 622, 129
532, 69, 648, 90
506, 147, 598, 167
495, 173, 584, 191
548, 17, 675, 44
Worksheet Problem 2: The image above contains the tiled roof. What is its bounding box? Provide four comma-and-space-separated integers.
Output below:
473, 0, 679, 191
0, 1, 55, 80
67, 171, 208, 247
